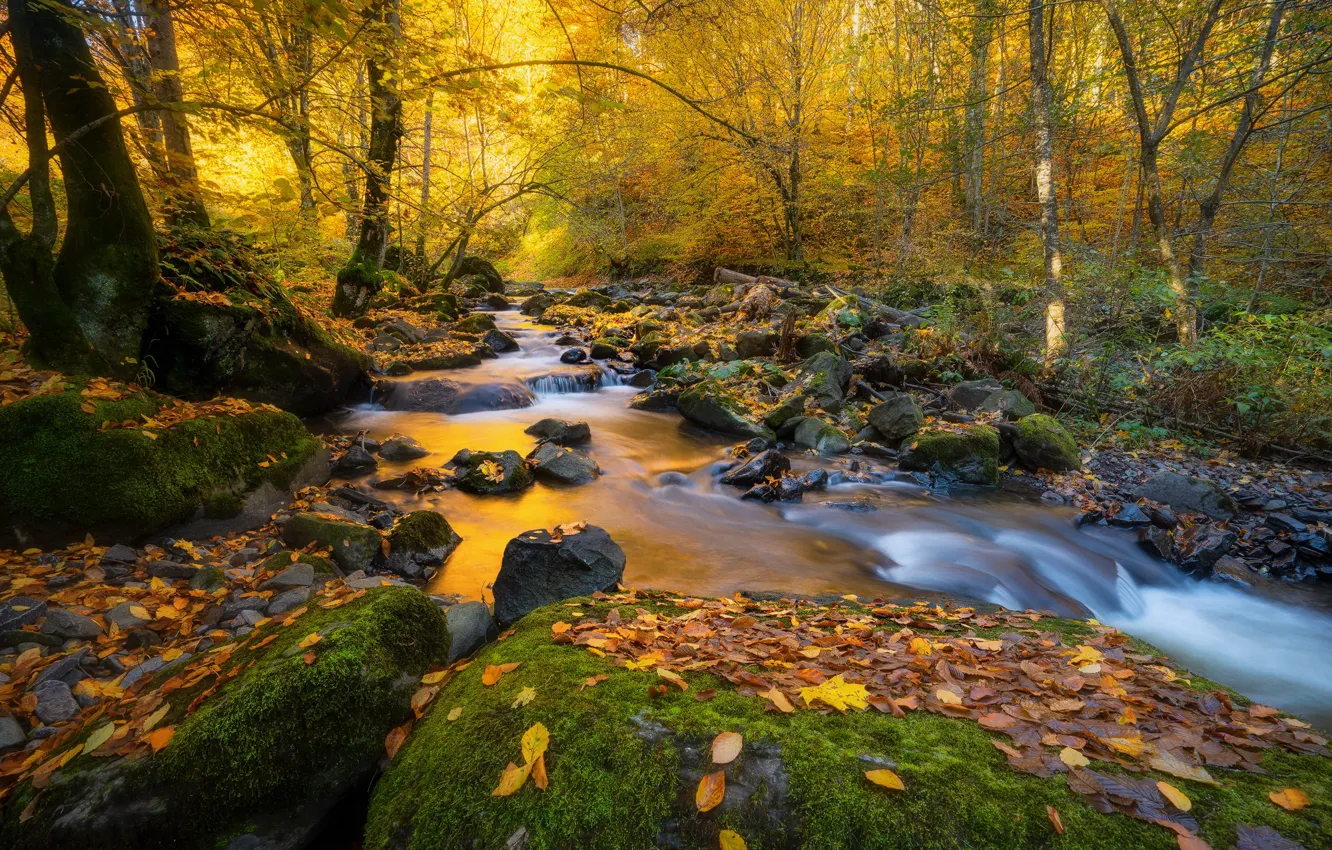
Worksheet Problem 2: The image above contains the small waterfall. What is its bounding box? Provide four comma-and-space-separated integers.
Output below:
527, 367, 635, 395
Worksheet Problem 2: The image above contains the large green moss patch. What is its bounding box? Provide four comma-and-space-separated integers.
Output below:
366, 597, 1330, 850
0, 388, 321, 545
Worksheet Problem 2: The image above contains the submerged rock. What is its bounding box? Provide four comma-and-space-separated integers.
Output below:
379, 433, 430, 461
898, 426, 999, 485
676, 381, 774, 441
377, 378, 534, 414
491, 526, 626, 624
720, 450, 791, 488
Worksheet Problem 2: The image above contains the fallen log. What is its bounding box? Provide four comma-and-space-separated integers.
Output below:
713, 267, 801, 297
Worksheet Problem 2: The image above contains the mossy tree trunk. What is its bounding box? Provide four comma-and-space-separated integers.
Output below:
142, 0, 211, 229
1, 0, 158, 374
332, 0, 403, 318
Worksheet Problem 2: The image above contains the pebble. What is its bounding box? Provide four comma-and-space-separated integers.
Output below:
40, 609, 103, 641
33, 680, 79, 724
106, 601, 151, 630
0, 715, 25, 749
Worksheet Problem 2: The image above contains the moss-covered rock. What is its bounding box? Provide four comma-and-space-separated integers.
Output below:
453, 313, 497, 334
455, 450, 536, 495
899, 426, 1000, 485
565, 289, 612, 310
677, 381, 775, 441
364, 597, 1331, 850
763, 394, 807, 431
0, 389, 323, 547
384, 511, 462, 578
1, 587, 450, 850
1012, 414, 1081, 472
281, 512, 384, 573
794, 417, 851, 455
867, 394, 924, 442
794, 351, 853, 411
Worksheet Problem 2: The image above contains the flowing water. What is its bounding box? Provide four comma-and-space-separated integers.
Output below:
332, 310, 1332, 728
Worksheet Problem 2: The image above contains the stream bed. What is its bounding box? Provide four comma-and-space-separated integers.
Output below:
332, 309, 1332, 728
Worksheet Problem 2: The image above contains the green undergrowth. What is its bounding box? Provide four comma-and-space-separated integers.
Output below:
367, 596, 1330, 850
0, 387, 318, 545
1, 587, 450, 850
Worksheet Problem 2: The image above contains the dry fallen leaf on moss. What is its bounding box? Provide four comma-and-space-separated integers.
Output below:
512, 686, 537, 708
712, 732, 743, 765
384, 722, 412, 760
522, 722, 549, 764
696, 770, 725, 812
1157, 781, 1191, 812
865, 769, 904, 791
482, 662, 521, 686
1059, 747, 1090, 768
1268, 788, 1309, 811
147, 726, 175, 752
800, 674, 869, 712
447, 707, 462, 721
532, 753, 549, 791
492, 761, 532, 796
421, 670, 449, 685
657, 668, 688, 691
298, 632, 322, 649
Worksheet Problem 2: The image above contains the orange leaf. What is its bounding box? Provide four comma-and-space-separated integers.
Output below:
696, 770, 725, 812
302, 652, 316, 665
481, 662, 521, 686
978, 713, 1016, 730
865, 769, 904, 791
532, 752, 548, 791
298, 632, 322, 649
1046, 806, 1063, 835
146, 726, 175, 752
712, 732, 743, 765
766, 688, 795, 714
551, 622, 572, 634
1268, 788, 1310, 811
657, 668, 689, 691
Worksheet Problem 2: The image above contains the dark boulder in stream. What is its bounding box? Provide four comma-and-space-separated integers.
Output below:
452, 450, 535, 494
524, 417, 592, 445
676, 381, 774, 441
376, 378, 534, 414
527, 443, 601, 484
379, 433, 430, 461
491, 526, 626, 625
720, 449, 790, 488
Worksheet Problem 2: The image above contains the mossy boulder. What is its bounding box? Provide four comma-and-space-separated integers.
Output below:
763, 394, 807, 431
454, 449, 536, 494
979, 389, 1037, 420
521, 293, 555, 316
565, 289, 612, 310
677, 381, 775, 441
794, 351, 853, 411
1, 587, 450, 850
453, 313, 497, 334
258, 551, 340, 583
0, 389, 324, 547
281, 511, 383, 573
899, 426, 1000, 485
455, 255, 505, 293
794, 417, 851, 455
796, 332, 835, 358
1012, 414, 1081, 472
385, 511, 462, 579
364, 596, 1332, 850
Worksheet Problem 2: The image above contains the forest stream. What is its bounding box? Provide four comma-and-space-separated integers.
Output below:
331, 308, 1332, 730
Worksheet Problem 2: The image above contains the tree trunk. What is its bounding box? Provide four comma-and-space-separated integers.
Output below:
109, 0, 166, 175
142, 0, 210, 228
20, 0, 159, 370
333, 0, 403, 317
963, 0, 992, 235
1142, 143, 1195, 342
414, 91, 433, 279
1029, 0, 1066, 362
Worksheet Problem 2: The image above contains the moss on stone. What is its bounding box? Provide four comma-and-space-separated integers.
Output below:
1013, 413, 1081, 472
389, 510, 461, 554
282, 513, 383, 573
0, 389, 319, 546
899, 426, 1000, 485
454, 314, 497, 333
2, 587, 450, 850
259, 550, 338, 579
365, 597, 1332, 850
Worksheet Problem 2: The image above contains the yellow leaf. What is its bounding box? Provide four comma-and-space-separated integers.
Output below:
799, 674, 869, 712
492, 761, 532, 796
908, 637, 933, 656
1059, 747, 1090, 768
1157, 781, 1191, 812
551, 622, 572, 634
298, 632, 322, 649
141, 704, 170, 733
712, 731, 743, 765
82, 723, 116, 755
511, 687, 537, 708
719, 829, 747, 850
447, 707, 462, 722
1268, 788, 1310, 811
934, 688, 962, 705
421, 670, 449, 685
1101, 735, 1148, 758
1147, 751, 1217, 786
479, 459, 505, 484
128, 605, 151, 621
696, 770, 725, 812
1068, 645, 1103, 666
482, 662, 521, 686
657, 668, 688, 691
521, 722, 549, 764
766, 687, 795, 713
865, 769, 904, 791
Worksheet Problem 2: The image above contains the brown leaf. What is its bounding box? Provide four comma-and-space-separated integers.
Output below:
385, 722, 412, 760
978, 712, 1016, 730
696, 770, 725, 812
712, 732, 743, 765
531, 752, 548, 791
1046, 805, 1063, 835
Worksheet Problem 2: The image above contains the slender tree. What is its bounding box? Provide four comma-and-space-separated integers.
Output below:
1028, 0, 1065, 361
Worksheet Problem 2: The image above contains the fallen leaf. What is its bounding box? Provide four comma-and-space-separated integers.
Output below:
696, 770, 725, 812
1157, 781, 1191, 812
766, 687, 795, 713
800, 674, 869, 712
551, 622, 572, 635
1268, 788, 1309, 811
657, 668, 689, 691
302, 652, 316, 665
1175, 833, 1211, 850
492, 760, 532, 796
865, 769, 904, 791
482, 662, 521, 686
719, 829, 747, 850
421, 670, 449, 685
146, 726, 175, 752
82, 723, 116, 755
934, 688, 962, 706
979, 712, 1016, 730
385, 722, 412, 759
580, 674, 609, 690
1147, 751, 1217, 786
1060, 747, 1090, 768
908, 637, 933, 656
532, 752, 548, 791
522, 722, 549, 764
447, 707, 462, 721
712, 731, 743, 765
512, 687, 537, 708
1047, 805, 1063, 835
298, 633, 322, 649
